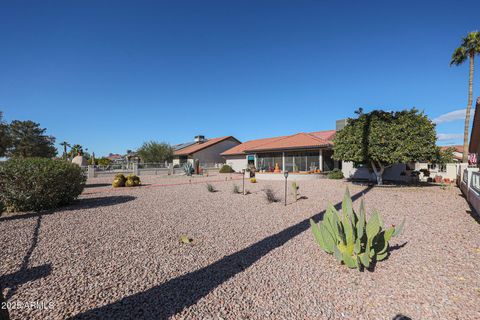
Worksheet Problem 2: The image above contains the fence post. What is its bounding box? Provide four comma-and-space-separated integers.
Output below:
133, 162, 139, 176
87, 165, 95, 179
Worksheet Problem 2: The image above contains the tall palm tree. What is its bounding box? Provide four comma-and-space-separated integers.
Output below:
59, 141, 70, 160
451, 31, 480, 163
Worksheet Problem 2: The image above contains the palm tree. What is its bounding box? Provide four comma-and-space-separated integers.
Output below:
59, 141, 70, 160
451, 31, 480, 163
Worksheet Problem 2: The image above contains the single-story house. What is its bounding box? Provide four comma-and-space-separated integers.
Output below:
221, 130, 340, 177
173, 135, 241, 167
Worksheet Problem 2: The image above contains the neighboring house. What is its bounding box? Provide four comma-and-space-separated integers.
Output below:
173, 135, 241, 167
440, 145, 463, 163
106, 153, 124, 164
221, 130, 339, 174
469, 98, 480, 165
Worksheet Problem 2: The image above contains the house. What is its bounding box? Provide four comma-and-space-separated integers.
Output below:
106, 153, 124, 164
221, 130, 339, 179
469, 97, 480, 164
173, 135, 241, 167
440, 145, 463, 163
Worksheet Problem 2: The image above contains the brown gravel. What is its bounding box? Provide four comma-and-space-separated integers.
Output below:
1, 175, 479, 319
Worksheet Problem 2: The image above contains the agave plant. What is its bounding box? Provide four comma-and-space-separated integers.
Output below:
183, 162, 194, 176
310, 188, 404, 270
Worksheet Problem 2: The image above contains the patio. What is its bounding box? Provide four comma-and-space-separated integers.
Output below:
1, 176, 479, 319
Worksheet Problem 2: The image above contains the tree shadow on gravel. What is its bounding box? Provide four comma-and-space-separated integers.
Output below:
84, 183, 112, 188
2, 215, 51, 300
71, 187, 373, 320
0, 195, 136, 222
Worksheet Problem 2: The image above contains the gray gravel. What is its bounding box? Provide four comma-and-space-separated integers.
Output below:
1, 175, 479, 319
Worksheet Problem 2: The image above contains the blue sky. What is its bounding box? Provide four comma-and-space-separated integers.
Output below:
0, 0, 479, 157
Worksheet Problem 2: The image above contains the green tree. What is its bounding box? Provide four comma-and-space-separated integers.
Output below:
333, 109, 437, 185
451, 31, 480, 163
59, 141, 70, 160
0, 112, 10, 157
68, 144, 83, 158
137, 141, 173, 163
434, 146, 456, 165
7, 120, 56, 158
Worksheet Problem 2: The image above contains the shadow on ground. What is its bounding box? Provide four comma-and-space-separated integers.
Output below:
0, 195, 136, 222
84, 183, 112, 188
71, 187, 373, 319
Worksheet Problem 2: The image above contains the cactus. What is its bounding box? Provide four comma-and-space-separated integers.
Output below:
112, 174, 126, 188
291, 181, 299, 201
125, 174, 141, 187
183, 162, 194, 176
310, 188, 405, 270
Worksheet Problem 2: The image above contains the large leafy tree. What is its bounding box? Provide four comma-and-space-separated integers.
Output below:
0, 112, 10, 157
451, 31, 480, 162
7, 120, 57, 158
333, 109, 437, 185
137, 141, 173, 163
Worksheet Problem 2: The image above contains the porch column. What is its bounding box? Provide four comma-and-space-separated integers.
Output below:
282, 152, 285, 172
319, 149, 323, 171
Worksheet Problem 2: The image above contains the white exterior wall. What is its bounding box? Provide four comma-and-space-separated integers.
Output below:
190, 138, 241, 165
224, 155, 248, 172
342, 161, 407, 182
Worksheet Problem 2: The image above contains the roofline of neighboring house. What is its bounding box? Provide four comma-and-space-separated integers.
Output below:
243, 144, 332, 154
221, 130, 335, 156
174, 136, 241, 156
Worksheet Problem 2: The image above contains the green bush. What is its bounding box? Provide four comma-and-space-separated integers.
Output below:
219, 164, 234, 173
0, 158, 86, 212
328, 168, 344, 179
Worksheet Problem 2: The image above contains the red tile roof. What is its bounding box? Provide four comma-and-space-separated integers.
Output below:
221, 130, 335, 155
440, 145, 463, 153
174, 136, 240, 156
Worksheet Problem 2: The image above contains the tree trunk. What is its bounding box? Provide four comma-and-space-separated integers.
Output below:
0, 289, 9, 320
371, 161, 385, 185
463, 53, 474, 163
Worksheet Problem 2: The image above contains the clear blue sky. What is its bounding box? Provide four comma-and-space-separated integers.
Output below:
1, 0, 479, 157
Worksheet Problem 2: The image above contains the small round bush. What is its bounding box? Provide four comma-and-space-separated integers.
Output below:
125, 174, 141, 187
219, 164, 235, 173
0, 158, 86, 212
112, 174, 126, 187
327, 168, 344, 179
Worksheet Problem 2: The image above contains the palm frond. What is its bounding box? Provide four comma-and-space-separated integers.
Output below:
450, 46, 467, 66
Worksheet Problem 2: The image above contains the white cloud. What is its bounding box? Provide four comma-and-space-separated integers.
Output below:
433, 109, 470, 124
437, 133, 463, 141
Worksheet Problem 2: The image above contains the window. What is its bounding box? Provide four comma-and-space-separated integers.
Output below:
257, 153, 283, 172
285, 151, 319, 172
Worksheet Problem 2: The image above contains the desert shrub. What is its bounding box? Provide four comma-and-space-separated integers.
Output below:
125, 174, 141, 187
232, 184, 241, 194
219, 164, 235, 173
310, 188, 405, 270
327, 168, 344, 179
112, 174, 126, 188
250, 178, 257, 183
419, 168, 430, 177
183, 162, 194, 176
0, 158, 86, 212
206, 183, 216, 192
263, 187, 279, 203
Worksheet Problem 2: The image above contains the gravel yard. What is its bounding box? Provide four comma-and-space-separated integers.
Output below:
1, 175, 480, 319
